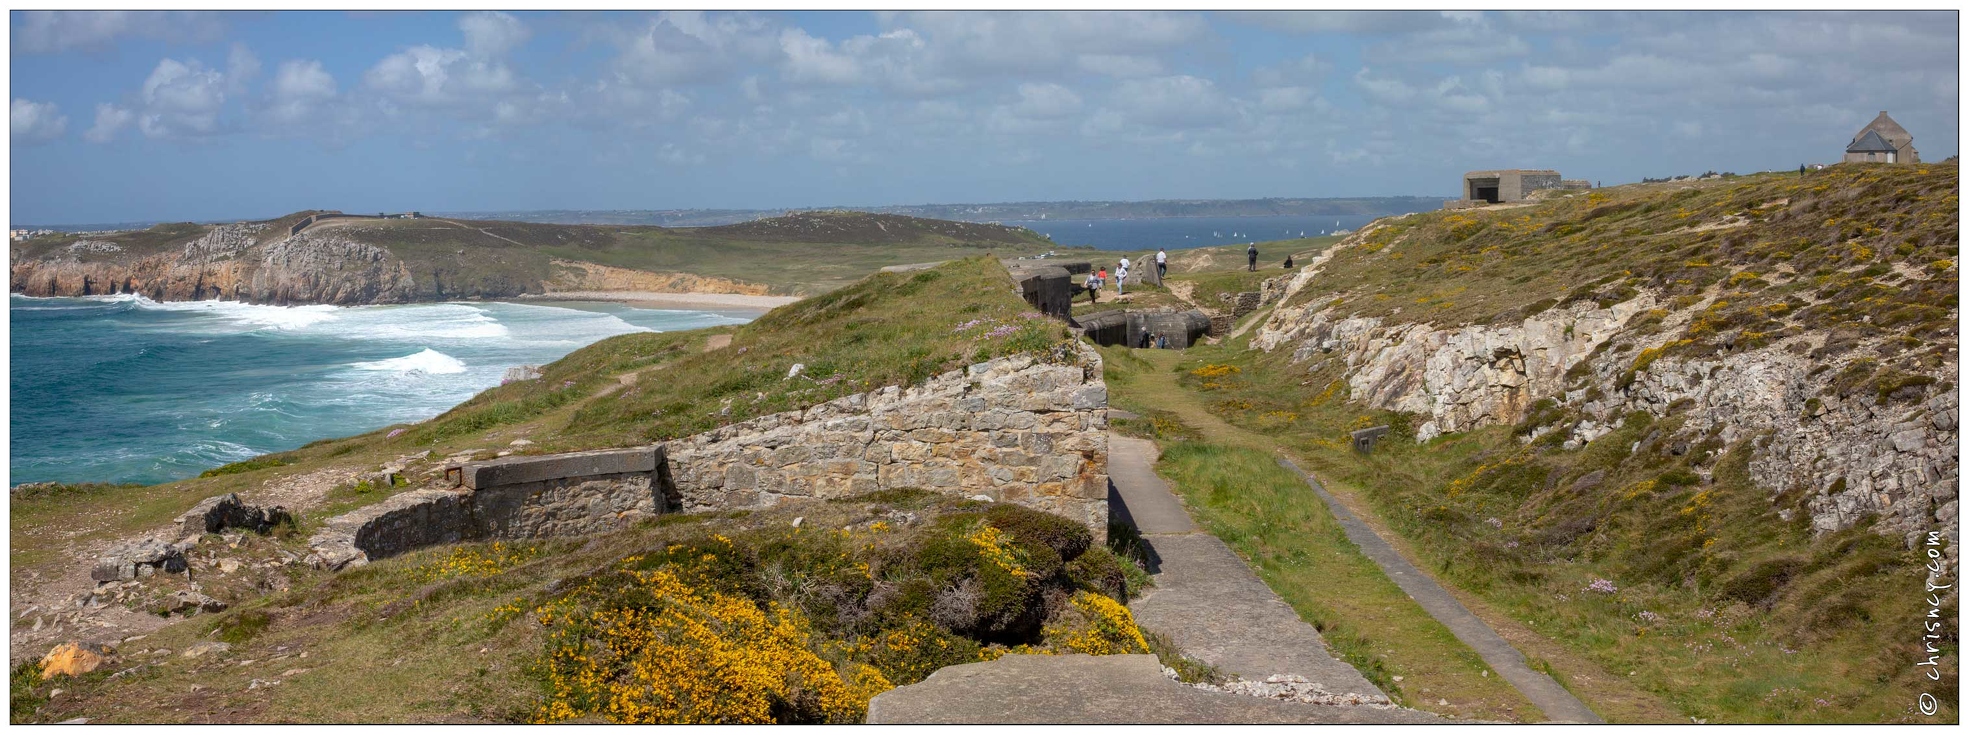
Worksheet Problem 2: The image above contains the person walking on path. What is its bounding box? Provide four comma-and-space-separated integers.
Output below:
1283, 254, 1295, 269
1116, 258, 1130, 296
1247, 243, 1258, 271
1088, 268, 1105, 303
1156, 248, 1168, 281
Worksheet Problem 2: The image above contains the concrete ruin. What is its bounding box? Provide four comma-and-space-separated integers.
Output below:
1004, 260, 1090, 319
1445, 169, 1590, 209
1074, 309, 1211, 349
308, 447, 672, 569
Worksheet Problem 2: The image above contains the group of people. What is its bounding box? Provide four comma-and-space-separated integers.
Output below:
1085, 248, 1170, 303
1136, 330, 1171, 349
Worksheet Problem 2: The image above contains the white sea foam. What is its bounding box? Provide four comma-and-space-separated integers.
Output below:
350, 348, 468, 374
120, 294, 342, 330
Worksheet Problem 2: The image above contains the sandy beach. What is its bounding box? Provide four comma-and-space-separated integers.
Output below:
519, 290, 803, 312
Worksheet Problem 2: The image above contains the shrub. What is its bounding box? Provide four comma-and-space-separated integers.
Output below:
985, 503, 1092, 562
1066, 547, 1131, 600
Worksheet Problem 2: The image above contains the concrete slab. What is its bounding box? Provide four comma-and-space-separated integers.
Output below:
455, 447, 659, 490
865, 654, 1441, 724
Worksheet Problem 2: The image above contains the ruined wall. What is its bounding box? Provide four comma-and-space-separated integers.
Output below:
666, 344, 1110, 536
307, 447, 667, 569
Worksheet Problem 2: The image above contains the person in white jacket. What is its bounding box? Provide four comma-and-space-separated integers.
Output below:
1115, 258, 1130, 295
1155, 248, 1167, 281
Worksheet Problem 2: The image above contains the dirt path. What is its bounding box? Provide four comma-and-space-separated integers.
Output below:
1111, 348, 1604, 722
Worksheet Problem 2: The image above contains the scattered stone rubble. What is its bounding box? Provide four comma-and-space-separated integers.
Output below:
1165, 669, 1397, 709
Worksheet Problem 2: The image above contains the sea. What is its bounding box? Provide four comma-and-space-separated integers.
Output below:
9, 295, 755, 486
1006, 214, 1381, 251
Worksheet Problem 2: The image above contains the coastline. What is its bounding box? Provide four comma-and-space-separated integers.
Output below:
518, 290, 801, 313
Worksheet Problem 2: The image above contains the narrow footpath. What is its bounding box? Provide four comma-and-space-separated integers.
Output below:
1108, 348, 1604, 723
1277, 457, 1605, 724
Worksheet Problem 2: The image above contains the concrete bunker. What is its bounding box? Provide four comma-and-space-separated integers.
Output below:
1074, 309, 1211, 349
308, 446, 674, 569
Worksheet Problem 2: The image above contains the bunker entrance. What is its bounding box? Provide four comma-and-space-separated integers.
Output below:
1468, 178, 1501, 203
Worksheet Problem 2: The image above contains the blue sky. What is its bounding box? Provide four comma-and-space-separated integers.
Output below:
9, 10, 1960, 225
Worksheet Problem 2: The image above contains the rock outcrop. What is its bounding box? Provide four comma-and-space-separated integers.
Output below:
11, 224, 421, 305
1253, 228, 1958, 549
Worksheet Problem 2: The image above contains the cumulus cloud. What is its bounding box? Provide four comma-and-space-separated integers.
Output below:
138, 58, 230, 137
1110, 75, 1229, 129
82, 103, 133, 143
11, 99, 68, 143
606, 11, 781, 87
460, 11, 530, 57
11, 10, 225, 54
265, 59, 337, 126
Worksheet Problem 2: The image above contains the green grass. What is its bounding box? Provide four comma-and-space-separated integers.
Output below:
1153, 328, 1956, 723
1151, 441, 1540, 721
1283, 164, 1956, 371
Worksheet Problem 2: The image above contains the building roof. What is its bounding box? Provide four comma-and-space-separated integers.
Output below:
1851, 111, 1912, 148
1846, 129, 1897, 153
1462, 169, 1560, 177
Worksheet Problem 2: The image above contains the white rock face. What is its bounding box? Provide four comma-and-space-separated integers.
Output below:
1252, 235, 1958, 549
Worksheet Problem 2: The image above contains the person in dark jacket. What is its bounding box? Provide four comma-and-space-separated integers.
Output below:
1283, 254, 1295, 269
1247, 243, 1258, 271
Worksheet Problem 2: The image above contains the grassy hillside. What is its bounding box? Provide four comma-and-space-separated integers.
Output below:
1288, 165, 1955, 368
1136, 164, 1960, 723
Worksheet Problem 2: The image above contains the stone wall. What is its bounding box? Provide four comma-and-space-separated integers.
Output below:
666, 343, 1111, 536
307, 447, 668, 569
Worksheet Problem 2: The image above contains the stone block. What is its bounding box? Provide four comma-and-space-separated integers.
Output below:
457, 447, 659, 490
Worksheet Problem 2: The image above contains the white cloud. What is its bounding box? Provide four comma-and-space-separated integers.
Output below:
1253, 53, 1332, 89
366, 46, 521, 109
779, 28, 862, 85
1111, 75, 1229, 129
11, 99, 68, 143
1012, 83, 1082, 120
1076, 54, 1163, 79
82, 103, 133, 143
11, 10, 225, 54
1219, 10, 1453, 34
265, 59, 337, 126
607, 11, 780, 87
460, 11, 530, 58
227, 43, 261, 93
138, 58, 230, 137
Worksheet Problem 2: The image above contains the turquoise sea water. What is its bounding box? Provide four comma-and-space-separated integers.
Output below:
9, 295, 755, 486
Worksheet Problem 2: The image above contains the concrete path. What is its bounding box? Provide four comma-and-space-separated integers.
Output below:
1275, 457, 1605, 724
866, 654, 1440, 724
1109, 435, 1388, 699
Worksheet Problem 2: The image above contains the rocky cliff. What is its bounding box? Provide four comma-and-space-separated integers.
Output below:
1252, 166, 1959, 551
13, 223, 421, 305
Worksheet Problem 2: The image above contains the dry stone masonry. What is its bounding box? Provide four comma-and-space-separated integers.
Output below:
305, 343, 1112, 567
668, 343, 1110, 536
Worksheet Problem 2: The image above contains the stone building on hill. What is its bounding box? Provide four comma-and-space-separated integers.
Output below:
1844, 111, 1919, 164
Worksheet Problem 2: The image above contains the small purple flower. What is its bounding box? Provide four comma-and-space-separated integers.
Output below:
983, 324, 1018, 339
387, 428, 405, 439
1585, 578, 1618, 595
1636, 610, 1662, 623
1485, 517, 1503, 529
1694, 608, 1715, 619
562, 380, 575, 388
1503, 540, 1519, 550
